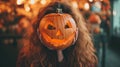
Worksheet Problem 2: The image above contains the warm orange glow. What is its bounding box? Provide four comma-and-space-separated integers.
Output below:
84, 3, 90, 10
42, 32, 75, 47
56, 30, 63, 36
17, 0, 24, 5
19, 18, 30, 28
89, 0, 93, 2
40, 0, 47, 5
29, 0, 35, 5
72, 1, 78, 8
66, 21, 72, 28
24, 4, 30, 12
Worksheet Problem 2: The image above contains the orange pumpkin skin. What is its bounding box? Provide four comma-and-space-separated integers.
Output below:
38, 13, 78, 50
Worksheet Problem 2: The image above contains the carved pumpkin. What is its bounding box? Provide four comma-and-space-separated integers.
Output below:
38, 13, 78, 50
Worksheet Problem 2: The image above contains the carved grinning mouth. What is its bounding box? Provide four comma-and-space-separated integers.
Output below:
41, 32, 75, 49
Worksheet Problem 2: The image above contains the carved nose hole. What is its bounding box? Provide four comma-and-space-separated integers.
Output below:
56, 30, 63, 36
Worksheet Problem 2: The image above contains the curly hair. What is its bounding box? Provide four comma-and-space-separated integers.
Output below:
16, 1, 97, 67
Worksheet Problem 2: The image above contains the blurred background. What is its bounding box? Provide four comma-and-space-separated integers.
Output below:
0, 0, 120, 67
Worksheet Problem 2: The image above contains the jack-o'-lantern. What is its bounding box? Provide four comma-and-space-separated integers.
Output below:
38, 13, 78, 50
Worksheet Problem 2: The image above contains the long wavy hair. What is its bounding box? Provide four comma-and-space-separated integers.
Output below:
16, 1, 97, 67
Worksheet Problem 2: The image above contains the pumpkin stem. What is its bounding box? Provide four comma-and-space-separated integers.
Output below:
56, 8, 62, 13
56, 2, 62, 13
57, 50, 64, 62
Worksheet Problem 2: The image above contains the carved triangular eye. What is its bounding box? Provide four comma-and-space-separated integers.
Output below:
47, 24, 56, 30
65, 21, 72, 29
